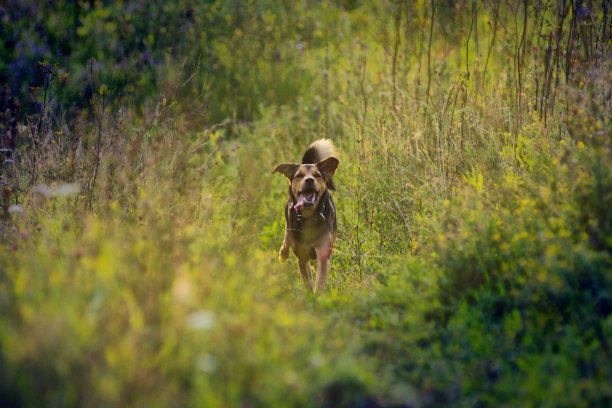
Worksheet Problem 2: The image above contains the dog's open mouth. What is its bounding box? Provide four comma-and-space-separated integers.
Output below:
294, 192, 317, 211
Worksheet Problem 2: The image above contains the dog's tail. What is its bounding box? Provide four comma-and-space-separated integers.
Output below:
302, 139, 337, 190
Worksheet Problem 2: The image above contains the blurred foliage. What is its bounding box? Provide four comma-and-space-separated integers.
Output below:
1, 0, 611, 407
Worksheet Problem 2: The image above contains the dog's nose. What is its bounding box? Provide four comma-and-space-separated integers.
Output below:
304, 177, 315, 185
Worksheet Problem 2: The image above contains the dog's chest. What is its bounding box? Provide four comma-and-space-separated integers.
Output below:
287, 196, 336, 245
294, 216, 327, 243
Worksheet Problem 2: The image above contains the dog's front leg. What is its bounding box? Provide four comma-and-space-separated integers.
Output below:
279, 223, 291, 262
314, 242, 333, 293
297, 259, 314, 292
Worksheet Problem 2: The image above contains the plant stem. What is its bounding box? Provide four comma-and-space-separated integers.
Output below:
426, 0, 435, 104
392, 0, 403, 109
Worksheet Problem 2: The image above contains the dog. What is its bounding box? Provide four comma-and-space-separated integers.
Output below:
273, 139, 339, 293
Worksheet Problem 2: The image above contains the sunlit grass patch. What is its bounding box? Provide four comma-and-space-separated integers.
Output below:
2, 0, 612, 406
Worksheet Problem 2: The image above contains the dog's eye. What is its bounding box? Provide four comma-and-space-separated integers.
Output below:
314, 173, 323, 178
294, 174, 304, 179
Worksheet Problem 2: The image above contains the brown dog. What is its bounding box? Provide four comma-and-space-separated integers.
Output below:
273, 139, 339, 293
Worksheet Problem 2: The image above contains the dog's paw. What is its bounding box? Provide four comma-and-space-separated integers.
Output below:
279, 246, 289, 262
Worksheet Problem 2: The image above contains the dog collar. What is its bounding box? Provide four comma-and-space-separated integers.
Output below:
292, 201, 327, 223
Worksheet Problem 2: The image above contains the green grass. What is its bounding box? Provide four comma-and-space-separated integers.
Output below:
1, 1, 611, 406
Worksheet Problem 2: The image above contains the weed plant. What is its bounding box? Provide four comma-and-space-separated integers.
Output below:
1, 1, 611, 406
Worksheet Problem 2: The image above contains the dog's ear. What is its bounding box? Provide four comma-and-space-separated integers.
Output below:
317, 157, 339, 180
272, 163, 299, 180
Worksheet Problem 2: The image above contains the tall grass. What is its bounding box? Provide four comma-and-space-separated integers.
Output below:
1, 0, 611, 406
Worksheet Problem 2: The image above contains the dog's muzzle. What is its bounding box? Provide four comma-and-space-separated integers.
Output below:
294, 191, 317, 212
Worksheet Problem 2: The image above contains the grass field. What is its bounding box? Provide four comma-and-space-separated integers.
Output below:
1, 1, 611, 406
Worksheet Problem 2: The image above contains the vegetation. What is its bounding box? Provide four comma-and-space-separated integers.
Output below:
1, 0, 611, 406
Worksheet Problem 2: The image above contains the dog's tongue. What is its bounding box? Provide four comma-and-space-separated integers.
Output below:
294, 193, 315, 212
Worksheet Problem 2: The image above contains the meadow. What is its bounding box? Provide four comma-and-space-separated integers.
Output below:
1, 1, 611, 406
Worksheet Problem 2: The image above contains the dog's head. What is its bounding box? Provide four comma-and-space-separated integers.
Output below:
273, 157, 339, 216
